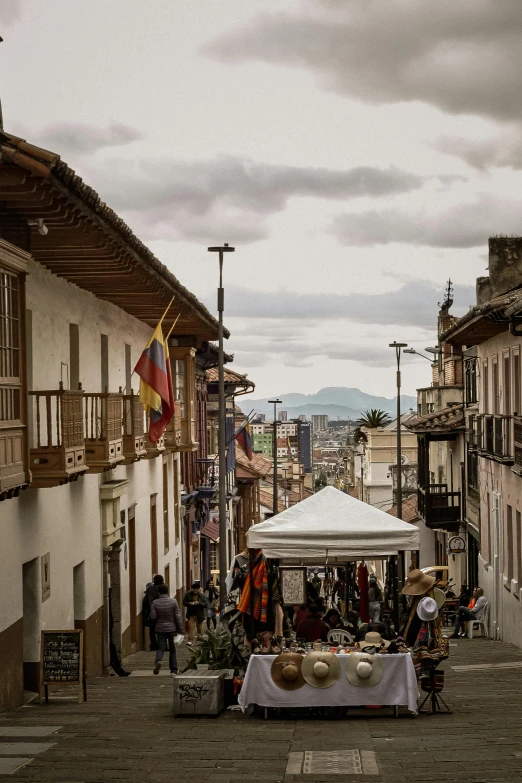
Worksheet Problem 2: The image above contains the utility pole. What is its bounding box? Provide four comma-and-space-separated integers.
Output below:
389, 342, 408, 521
208, 243, 235, 609
269, 398, 282, 515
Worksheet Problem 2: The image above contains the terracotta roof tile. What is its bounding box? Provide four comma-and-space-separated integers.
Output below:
387, 495, 419, 523
406, 402, 464, 432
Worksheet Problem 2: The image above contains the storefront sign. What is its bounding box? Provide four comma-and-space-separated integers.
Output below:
40, 629, 85, 703
447, 535, 466, 554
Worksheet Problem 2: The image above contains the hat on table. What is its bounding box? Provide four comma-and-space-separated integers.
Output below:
416, 596, 439, 622
359, 632, 390, 651
401, 569, 436, 596
271, 652, 306, 691
433, 587, 446, 609
346, 652, 383, 688
301, 651, 340, 689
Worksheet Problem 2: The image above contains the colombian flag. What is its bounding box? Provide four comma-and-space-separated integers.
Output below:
235, 421, 253, 461
134, 322, 174, 443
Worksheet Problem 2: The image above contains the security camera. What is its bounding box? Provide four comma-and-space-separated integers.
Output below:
27, 218, 48, 236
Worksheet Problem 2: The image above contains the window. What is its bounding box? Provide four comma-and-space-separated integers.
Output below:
506, 504, 514, 584
150, 494, 158, 575
467, 446, 478, 495
513, 511, 522, 584
483, 361, 489, 414
69, 324, 79, 390
170, 347, 197, 446
465, 358, 478, 405
101, 334, 109, 392
163, 459, 169, 554
514, 351, 521, 416
174, 458, 181, 544
174, 359, 186, 417
164, 564, 170, 593
0, 268, 21, 423
125, 344, 132, 394
503, 353, 511, 416
210, 542, 217, 571
492, 357, 499, 414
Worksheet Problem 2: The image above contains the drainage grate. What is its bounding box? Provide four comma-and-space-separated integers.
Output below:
286, 750, 379, 775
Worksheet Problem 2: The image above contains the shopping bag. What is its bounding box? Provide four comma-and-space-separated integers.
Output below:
174, 634, 184, 648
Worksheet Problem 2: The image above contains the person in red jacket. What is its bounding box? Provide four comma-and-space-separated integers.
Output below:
296, 603, 328, 643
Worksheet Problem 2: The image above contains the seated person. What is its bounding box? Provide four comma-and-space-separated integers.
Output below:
323, 608, 348, 631
295, 603, 328, 642
458, 584, 471, 607
293, 604, 309, 628
450, 588, 487, 638
354, 620, 391, 642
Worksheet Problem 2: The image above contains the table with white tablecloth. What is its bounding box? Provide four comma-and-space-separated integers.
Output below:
238, 653, 419, 713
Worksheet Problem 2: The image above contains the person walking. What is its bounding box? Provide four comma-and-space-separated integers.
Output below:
183, 582, 208, 645
142, 574, 164, 651
204, 579, 219, 630
368, 575, 382, 622
150, 584, 183, 675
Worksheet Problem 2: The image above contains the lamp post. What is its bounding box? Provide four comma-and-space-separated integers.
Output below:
403, 348, 431, 361
389, 342, 408, 521
268, 398, 282, 515
282, 466, 290, 508
208, 243, 235, 610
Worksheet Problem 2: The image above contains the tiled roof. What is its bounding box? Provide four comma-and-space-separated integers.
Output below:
259, 489, 285, 513
235, 446, 273, 478
0, 131, 224, 339
406, 403, 464, 432
441, 288, 522, 347
387, 495, 419, 523
205, 366, 255, 393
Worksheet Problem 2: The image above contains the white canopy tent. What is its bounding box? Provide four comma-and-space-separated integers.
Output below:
246, 486, 419, 562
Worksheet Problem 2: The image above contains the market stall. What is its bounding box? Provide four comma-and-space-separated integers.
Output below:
233, 487, 421, 716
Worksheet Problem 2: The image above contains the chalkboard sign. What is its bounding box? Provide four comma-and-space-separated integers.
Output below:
40, 630, 85, 703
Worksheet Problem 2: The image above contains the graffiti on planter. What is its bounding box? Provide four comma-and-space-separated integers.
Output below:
178, 682, 210, 703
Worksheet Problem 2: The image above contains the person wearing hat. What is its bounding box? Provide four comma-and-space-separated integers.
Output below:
302, 651, 341, 688
271, 652, 306, 691
401, 569, 436, 648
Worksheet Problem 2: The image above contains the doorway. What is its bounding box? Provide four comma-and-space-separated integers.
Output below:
22, 558, 40, 692
128, 506, 137, 647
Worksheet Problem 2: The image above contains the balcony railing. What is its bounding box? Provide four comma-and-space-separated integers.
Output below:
84, 391, 124, 472
514, 416, 522, 474
29, 383, 88, 487
478, 414, 513, 463
122, 392, 146, 463
418, 483, 461, 532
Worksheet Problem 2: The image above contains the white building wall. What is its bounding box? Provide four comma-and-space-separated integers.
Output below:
1, 259, 185, 677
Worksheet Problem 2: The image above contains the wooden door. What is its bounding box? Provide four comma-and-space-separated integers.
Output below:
128, 507, 137, 645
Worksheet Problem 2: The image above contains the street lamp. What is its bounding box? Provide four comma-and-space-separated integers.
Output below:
282, 466, 290, 508
403, 348, 432, 362
268, 398, 282, 515
208, 243, 235, 610
389, 342, 408, 521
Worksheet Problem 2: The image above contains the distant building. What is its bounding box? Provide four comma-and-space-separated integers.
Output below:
296, 419, 312, 474
298, 414, 307, 422
253, 431, 273, 457
278, 410, 288, 421
312, 414, 329, 432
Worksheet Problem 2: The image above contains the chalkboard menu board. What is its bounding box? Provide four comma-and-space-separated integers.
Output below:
40, 630, 85, 702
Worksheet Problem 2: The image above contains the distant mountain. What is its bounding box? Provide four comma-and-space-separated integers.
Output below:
240, 387, 417, 421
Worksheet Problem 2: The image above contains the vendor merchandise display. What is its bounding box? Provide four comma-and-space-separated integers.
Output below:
358, 632, 390, 652
416, 597, 439, 622
271, 652, 305, 691
346, 652, 383, 687
301, 651, 340, 688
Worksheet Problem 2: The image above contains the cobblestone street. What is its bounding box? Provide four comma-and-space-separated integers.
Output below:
1, 635, 522, 782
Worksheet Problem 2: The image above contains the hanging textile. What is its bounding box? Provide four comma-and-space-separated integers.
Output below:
237, 552, 269, 622
357, 562, 369, 623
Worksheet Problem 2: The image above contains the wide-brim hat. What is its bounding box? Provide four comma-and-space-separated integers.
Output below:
402, 569, 436, 596
417, 596, 439, 622
359, 631, 390, 651
271, 652, 306, 691
346, 652, 383, 688
301, 651, 340, 688
433, 587, 446, 609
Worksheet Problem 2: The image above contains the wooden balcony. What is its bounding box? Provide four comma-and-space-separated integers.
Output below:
418, 484, 461, 533
164, 400, 182, 452
0, 423, 30, 499
29, 383, 87, 487
143, 432, 166, 459
84, 391, 124, 472
122, 392, 146, 463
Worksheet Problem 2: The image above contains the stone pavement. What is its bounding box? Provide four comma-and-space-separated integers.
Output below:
1, 635, 522, 782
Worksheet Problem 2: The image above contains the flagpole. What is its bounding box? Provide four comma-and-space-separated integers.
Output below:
165, 313, 181, 342
159, 296, 175, 326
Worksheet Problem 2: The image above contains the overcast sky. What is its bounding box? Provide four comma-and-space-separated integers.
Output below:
2, 0, 521, 398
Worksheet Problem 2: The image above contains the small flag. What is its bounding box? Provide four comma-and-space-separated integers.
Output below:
235, 420, 253, 460
134, 321, 174, 443
287, 436, 293, 458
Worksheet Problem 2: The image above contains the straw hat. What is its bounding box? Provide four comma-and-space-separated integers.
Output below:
359, 632, 390, 651
346, 652, 383, 688
271, 652, 306, 691
401, 569, 436, 596
433, 587, 446, 609
301, 651, 340, 689
417, 596, 439, 622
